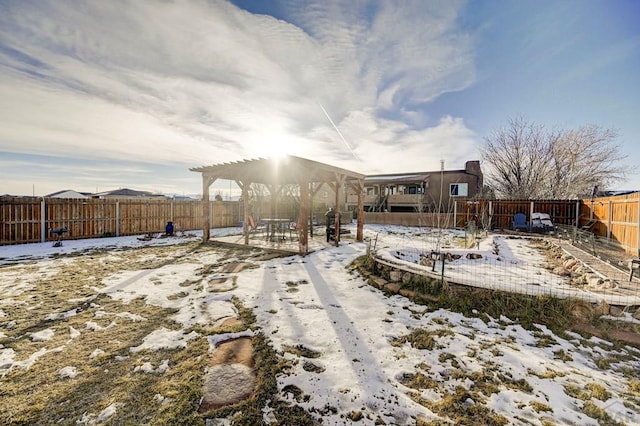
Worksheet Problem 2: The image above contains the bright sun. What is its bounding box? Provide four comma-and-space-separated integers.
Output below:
253, 136, 292, 159
270, 140, 289, 158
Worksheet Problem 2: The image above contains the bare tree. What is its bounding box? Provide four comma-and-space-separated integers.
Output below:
481, 117, 627, 199
545, 125, 627, 198
480, 117, 551, 198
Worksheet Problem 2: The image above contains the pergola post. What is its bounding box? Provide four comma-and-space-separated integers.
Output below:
334, 173, 346, 246
299, 178, 310, 255
310, 182, 325, 238
356, 178, 364, 241
238, 180, 250, 245
202, 174, 214, 242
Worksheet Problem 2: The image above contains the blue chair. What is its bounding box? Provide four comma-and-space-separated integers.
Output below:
512, 213, 529, 232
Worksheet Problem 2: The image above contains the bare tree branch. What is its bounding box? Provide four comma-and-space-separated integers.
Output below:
481, 118, 627, 199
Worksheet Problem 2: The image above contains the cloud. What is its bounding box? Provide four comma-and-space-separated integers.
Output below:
0, 0, 479, 194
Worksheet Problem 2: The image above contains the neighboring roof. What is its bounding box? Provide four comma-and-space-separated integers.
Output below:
190, 155, 366, 184
45, 189, 89, 199
362, 162, 481, 186
364, 173, 431, 185
171, 195, 198, 201
596, 190, 639, 197
93, 188, 165, 198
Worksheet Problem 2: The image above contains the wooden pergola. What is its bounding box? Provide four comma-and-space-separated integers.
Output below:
190, 155, 366, 255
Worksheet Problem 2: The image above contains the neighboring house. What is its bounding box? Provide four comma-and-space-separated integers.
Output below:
45, 189, 90, 199
92, 188, 167, 199
315, 160, 483, 213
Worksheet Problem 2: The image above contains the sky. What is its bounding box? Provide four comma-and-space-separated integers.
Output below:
1, 0, 639, 197
2, 224, 639, 424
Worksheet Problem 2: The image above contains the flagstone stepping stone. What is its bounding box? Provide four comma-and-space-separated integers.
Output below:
200, 364, 255, 411
199, 337, 255, 412
220, 262, 253, 273
208, 275, 237, 292
216, 317, 243, 329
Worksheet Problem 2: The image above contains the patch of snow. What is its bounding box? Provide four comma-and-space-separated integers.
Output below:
89, 349, 105, 359
69, 326, 81, 339
134, 362, 155, 373
45, 308, 79, 321
207, 330, 255, 351
85, 321, 116, 331
30, 328, 55, 342
96, 403, 120, 423
13, 346, 64, 371
0, 347, 16, 375
59, 366, 78, 379
130, 327, 199, 353
134, 359, 170, 374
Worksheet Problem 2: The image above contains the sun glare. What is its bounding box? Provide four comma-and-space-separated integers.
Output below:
253, 136, 293, 160
270, 140, 289, 159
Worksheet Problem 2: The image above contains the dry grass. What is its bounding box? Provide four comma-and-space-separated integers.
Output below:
0, 242, 267, 425
1, 243, 209, 424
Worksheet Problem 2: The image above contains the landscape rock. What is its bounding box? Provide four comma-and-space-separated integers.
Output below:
595, 300, 611, 316
389, 270, 402, 282
370, 276, 387, 289
399, 288, 416, 299
384, 283, 401, 294
552, 266, 570, 277
609, 306, 625, 317
586, 275, 603, 288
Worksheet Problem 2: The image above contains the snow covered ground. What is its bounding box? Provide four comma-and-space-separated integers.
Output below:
1, 225, 639, 424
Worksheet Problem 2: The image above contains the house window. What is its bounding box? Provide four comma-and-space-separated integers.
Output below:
322, 191, 328, 199
450, 183, 468, 197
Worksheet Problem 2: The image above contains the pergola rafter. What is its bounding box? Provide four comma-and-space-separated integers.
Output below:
190, 155, 366, 255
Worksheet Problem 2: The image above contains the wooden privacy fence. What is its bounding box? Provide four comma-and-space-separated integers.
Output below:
455, 196, 639, 255
0, 196, 240, 245
365, 195, 639, 256
3, 193, 639, 254
364, 200, 581, 230
578, 192, 640, 256
455, 199, 581, 230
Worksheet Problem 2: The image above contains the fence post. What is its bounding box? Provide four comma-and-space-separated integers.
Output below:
170, 198, 174, 222
530, 201, 534, 230
40, 198, 46, 243
489, 200, 493, 230
637, 195, 640, 257
453, 200, 457, 228
115, 201, 120, 237
607, 200, 612, 242
575, 200, 581, 227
